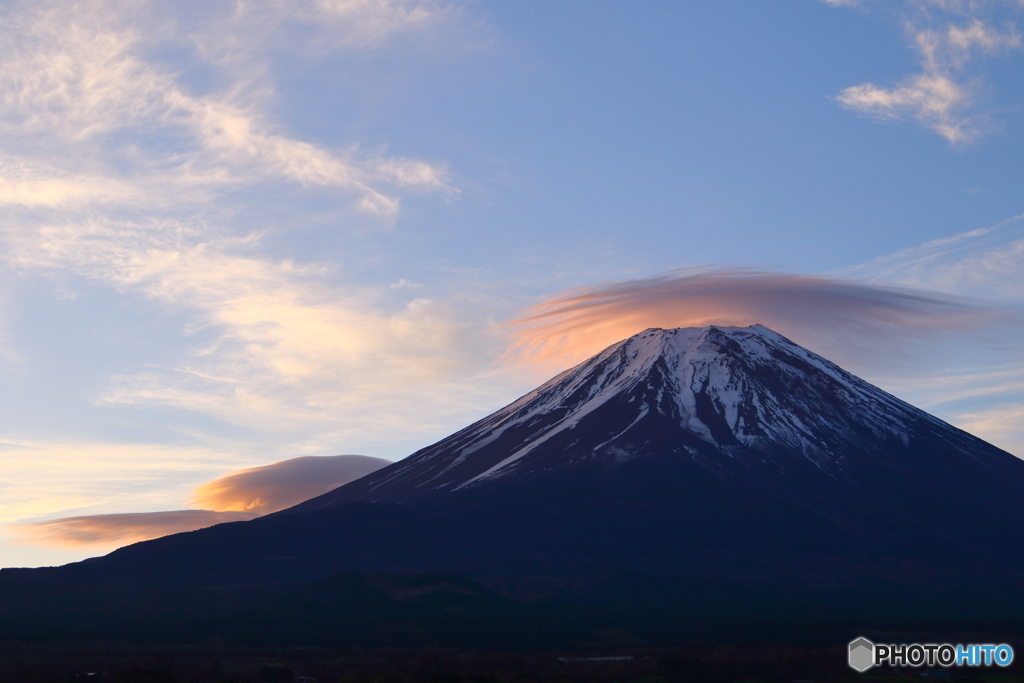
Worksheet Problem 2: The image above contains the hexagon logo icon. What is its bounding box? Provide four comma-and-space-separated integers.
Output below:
848, 637, 875, 672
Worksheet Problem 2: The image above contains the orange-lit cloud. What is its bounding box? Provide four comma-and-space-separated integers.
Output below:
11, 454, 390, 549
13, 510, 258, 548
191, 454, 389, 513
505, 269, 999, 375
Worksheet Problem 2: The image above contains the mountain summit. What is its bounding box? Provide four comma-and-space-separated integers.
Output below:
287, 325, 1003, 514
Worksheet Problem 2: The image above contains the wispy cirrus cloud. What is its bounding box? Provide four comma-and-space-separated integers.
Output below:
0, 159, 139, 209
191, 0, 459, 68
6, 217, 499, 441
843, 213, 1024, 301
874, 356, 1024, 455
829, 1, 1023, 143
839, 213, 1024, 455
0, 0, 454, 217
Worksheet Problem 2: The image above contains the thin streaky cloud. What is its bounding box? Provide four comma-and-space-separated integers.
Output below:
888, 363, 1024, 406
11, 510, 258, 548
837, 214, 1024, 457
189, 0, 459, 74
310, 0, 447, 42
890, 368, 1024, 456
955, 404, 1024, 454
842, 213, 1024, 300
946, 18, 1022, 61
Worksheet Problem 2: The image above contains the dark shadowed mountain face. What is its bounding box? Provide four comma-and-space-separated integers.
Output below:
8, 326, 1024, 609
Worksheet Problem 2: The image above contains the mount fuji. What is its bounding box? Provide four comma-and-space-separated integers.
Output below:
6, 325, 1024, 631
286, 324, 1013, 514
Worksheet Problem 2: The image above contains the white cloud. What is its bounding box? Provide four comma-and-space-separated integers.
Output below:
830, 2, 1023, 143
313, 0, 443, 33
288, 0, 454, 52
836, 72, 977, 143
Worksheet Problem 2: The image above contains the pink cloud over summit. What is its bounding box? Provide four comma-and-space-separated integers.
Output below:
505, 269, 998, 374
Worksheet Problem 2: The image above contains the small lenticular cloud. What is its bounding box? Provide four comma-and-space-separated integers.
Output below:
191, 454, 390, 514
12, 454, 391, 550
505, 269, 999, 375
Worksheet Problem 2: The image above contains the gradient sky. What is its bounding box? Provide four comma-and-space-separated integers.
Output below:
3, 0, 1024, 568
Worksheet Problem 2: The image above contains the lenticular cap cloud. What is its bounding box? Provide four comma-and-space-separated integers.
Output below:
505, 268, 1001, 375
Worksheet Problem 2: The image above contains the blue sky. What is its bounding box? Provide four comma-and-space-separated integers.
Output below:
2, 0, 1024, 567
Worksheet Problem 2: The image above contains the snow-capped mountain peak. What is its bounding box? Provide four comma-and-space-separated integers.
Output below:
286, 325, 984, 510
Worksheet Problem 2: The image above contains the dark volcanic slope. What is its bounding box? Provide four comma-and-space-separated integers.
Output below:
8, 326, 1024, 601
